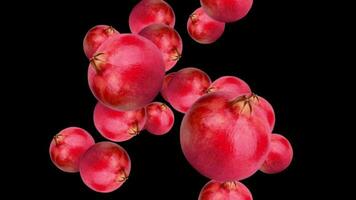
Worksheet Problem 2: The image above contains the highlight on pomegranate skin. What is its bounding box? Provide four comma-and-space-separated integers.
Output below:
180, 92, 271, 181
160, 72, 176, 101
187, 7, 225, 44
129, 0, 175, 34
260, 133, 293, 174
200, 0, 253, 23
207, 76, 251, 99
139, 24, 183, 71
199, 180, 253, 200
49, 127, 95, 173
87, 34, 165, 111
164, 67, 211, 113
79, 142, 131, 193
83, 25, 119, 59
145, 102, 175, 135
93, 102, 146, 142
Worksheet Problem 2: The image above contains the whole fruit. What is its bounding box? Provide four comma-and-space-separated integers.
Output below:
145, 102, 174, 135
180, 92, 271, 181
83, 25, 119, 59
164, 67, 211, 113
88, 34, 165, 111
129, 0, 175, 33
260, 133, 293, 174
49, 127, 95, 173
93, 102, 146, 142
187, 7, 225, 44
79, 142, 131, 193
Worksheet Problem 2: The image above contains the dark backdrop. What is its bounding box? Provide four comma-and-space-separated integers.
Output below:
32, 0, 322, 199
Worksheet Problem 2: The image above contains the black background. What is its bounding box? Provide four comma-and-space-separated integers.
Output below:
26, 0, 328, 199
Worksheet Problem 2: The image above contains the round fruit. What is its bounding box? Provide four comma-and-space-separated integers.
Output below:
139, 24, 182, 71
88, 34, 165, 111
93, 102, 146, 142
79, 142, 131, 193
129, 0, 175, 33
199, 180, 253, 200
145, 102, 174, 135
165, 67, 211, 113
260, 134, 293, 174
207, 76, 251, 99
200, 0, 253, 22
180, 92, 271, 181
49, 127, 95, 173
187, 7, 225, 44
83, 25, 119, 59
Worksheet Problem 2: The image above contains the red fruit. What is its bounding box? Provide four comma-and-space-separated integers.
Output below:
160, 72, 176, 101
187, 7, 225, 44
260, 134, 293, 174
93, 102, 146, 142
180, 92, 271, 181
165, 67, 211, 113
207, 76, 251, 99
79, 142, 131, 193
145, 102, 174, 135
49, 127, 95, 173
253, 95, 275, 131
199, 180, 253, 200
83, 25, 119, 59
88, 34, 165, 111
200, 0, 253, 22
139, 24, 182, 71
129, 0, 175, 34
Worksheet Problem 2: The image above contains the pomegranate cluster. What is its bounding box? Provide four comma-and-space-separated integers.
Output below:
49, 0, 294, 198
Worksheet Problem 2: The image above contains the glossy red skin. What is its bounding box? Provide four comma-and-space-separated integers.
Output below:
49, 127, 95, 173
199, 180, 253, 200
129, 0, 175, 34
139, 24, 182, 71
79, 142, 131, 193
93, 102, 146, 142
83, 25, 119, 58
260, 134, 293, 174
180, 92, 271, 181
165, 67, 211, 113
145, 102, 174, 135
160, 72, 176, 101
254, 96, 275, 131
187, 7, 225, 44
88, 34, 165, 111
201, 0, 253, 22
208, 76, 251, 99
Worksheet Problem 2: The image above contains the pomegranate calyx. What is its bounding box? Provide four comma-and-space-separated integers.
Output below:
53, 134, 64, 145
128, 121, 140, 136
116, 170, 128, 182
89, 52, 105, 72
170, 48, 182, 61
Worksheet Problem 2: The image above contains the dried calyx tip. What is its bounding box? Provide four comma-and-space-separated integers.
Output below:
116, 170, 128, 182
170, 48, 182, 61
105, 26, 115, 34
53, 134, 63, 145
190, 13, 197, 23
90, 52, 105, 72
160, 103, 167, 110
223, 181, 238, 190
230, 93, 259, 114
128, 122, 140, 136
